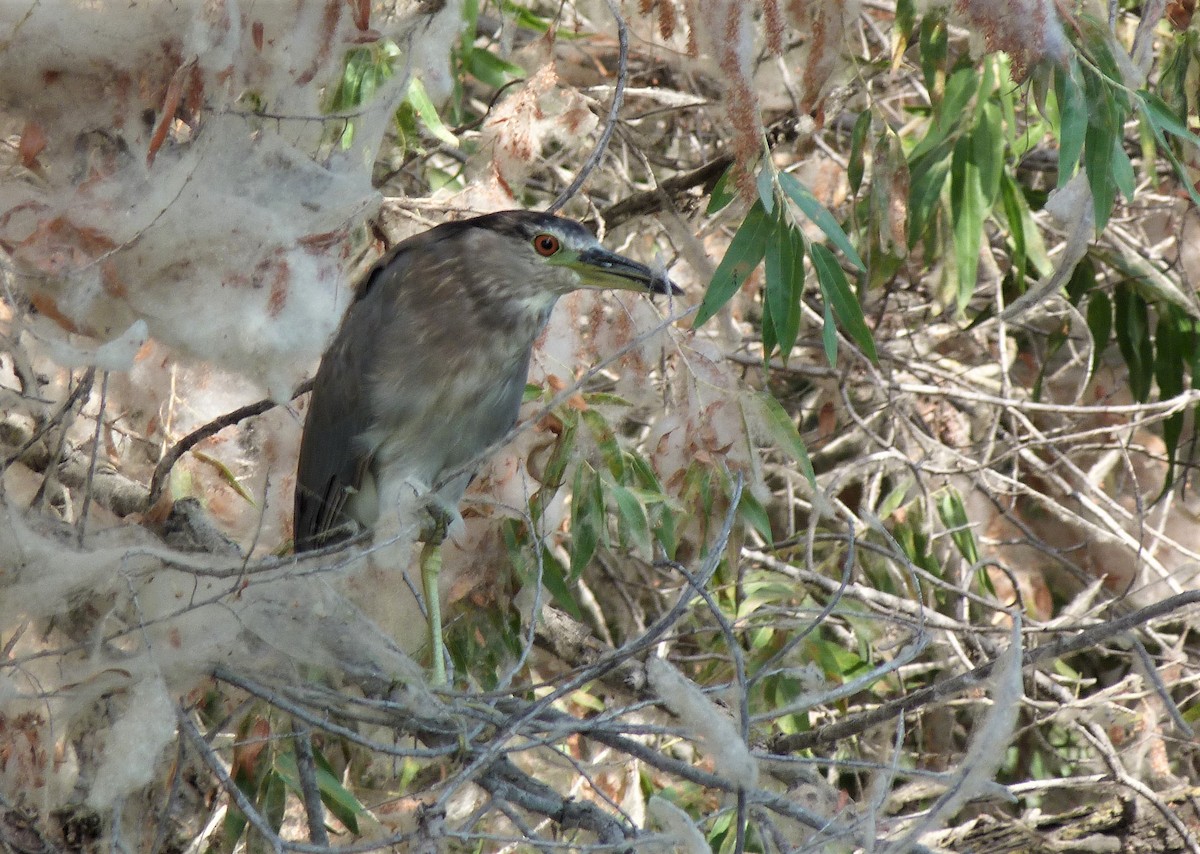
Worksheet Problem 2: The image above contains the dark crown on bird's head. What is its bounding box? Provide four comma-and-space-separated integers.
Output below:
437, 210, 597, 248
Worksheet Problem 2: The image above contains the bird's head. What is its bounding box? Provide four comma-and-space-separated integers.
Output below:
477, 210, 682, 299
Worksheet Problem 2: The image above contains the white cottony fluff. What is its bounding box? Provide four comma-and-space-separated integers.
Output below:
647, 657, 759, 790
85, 675, 176, 810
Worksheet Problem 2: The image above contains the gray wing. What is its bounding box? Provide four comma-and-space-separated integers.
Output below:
293, 248, 407, 551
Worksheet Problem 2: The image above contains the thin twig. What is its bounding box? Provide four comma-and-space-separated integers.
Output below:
290, 720, 330, 848
178, 707, 284, 854
547, 0, 628, 213
146, 379, 312, 510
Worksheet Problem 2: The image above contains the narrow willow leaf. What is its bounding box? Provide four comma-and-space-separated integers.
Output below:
1114, 283, 1153, 402
910, 65, 977, 162
907, 139, 954, 247
811, 243, 878, 362
738, 490, 773, 543
950, 133, 983, 310
274, 751, 366, 835
407, 77, 459, 147
752, 391, 815, 486
1054, 63, 1086, 186
821, 301, 838, 367
1155, 314, 1185, 493
539, 545, 582, 619
538, 408, 578, 490
707, 165, 737, 215
570, 463, 603, 577
1086, 291, 1112, 374
694, 201, 772, 326
191, 451, 256, 506
973, 102, 1004, 206
580, 408, 624, 480
779, 172, 864, 270
998, 172, 1052, 278
1136, 89, 1200, 207
918, 14, 947, 95
998, 173, 1027, 290
848, 110, 871, 193
1111, 136, 1136, 202
611, 482, 652, 556
464, 47, 523, 87
764, 217, 805, 358
1082, 68, 1120, 230
937, 489, 979, 565
757, 165, 776, 214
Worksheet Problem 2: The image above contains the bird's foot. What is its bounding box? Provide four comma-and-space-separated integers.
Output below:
417, 499, 458, 546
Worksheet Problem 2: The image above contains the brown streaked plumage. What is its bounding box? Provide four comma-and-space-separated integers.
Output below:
293, 210, 678, 682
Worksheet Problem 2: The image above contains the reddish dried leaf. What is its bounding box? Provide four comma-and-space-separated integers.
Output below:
298, 229, 348, 252
296, 0, 343, 85
29, 293, 80, 334
348, 0, 371, 30
100, 260, 127, 298
818, 401, 836, 438
267, 258, 290, 317
147, 60, 195, 166
18, 121, 47, 169
252, 19, 264, 49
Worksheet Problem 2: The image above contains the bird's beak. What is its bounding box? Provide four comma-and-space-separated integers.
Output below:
574, 246, 683, 296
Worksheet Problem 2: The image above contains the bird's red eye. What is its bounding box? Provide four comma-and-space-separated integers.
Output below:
533, 233, 560, 256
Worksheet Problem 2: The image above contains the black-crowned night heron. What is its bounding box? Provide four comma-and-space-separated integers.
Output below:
294, 210, 678, 683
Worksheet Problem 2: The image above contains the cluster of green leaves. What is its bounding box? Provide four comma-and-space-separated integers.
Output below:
322, 38, 458, 156
1039, 19, 1200, 492
211, 711, 367, 853
887, 4, 1068, 312
695, 165, 875, 367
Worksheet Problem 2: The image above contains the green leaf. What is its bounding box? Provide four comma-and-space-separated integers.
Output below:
950, 133, 983, 310
610, 482, 652, 555
757, 164, 776, 214
707, 165, 737, 215
581, 408, 625, 480
1110, 136, 1136, 202
973, 102, 1005, 206
1136, 89, 1200, 208
937, 489, 979, 565
910, 65, 978, 162
694, 201, 772, 326
1086, 291, 1112, 374
738, 490, 773, 543
763, 217, 806, 358
274, 749, 367, 835
998, 172, 1052, 280
848, 110, 871, 194
261, 769, 287, 833
539, 546, 582, 619
1054, 63, 1086, 186
464, 47, 524, 88
778, 172, 865, 270
406, 77, 458, 148
539, 409, 578, 491
811, 243, 878, 362
1082, 67, 1121, 230
907, 139, 954, 247
877, 479, 912, 519
1156, 313, 1186, 493
751, 391, 815, 486
1114, 283, 1153, 402
821, 302, 838, 367
570, 463, 604, 577
918, 14, 948, 94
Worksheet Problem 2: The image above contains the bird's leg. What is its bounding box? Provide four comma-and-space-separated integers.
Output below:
419, 539, 446, 685
418, 503, 453, 685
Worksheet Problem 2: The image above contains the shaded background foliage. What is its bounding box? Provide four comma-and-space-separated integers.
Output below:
3, 0, 1200, 851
